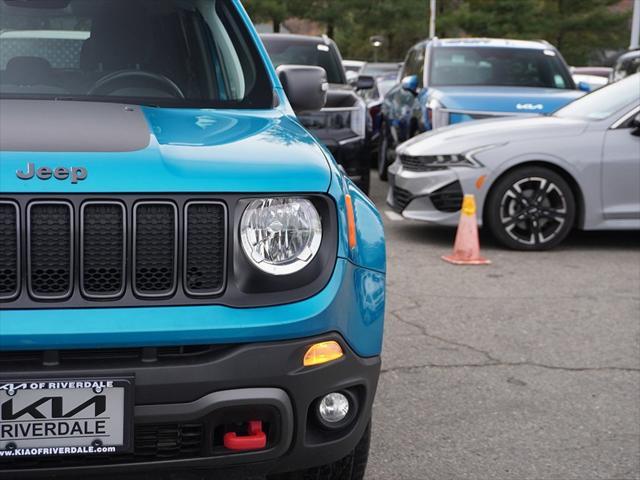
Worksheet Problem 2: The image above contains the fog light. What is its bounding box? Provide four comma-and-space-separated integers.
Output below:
318, 392, 350, 424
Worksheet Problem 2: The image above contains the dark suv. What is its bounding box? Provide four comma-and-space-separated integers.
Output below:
261, 34, 372, 194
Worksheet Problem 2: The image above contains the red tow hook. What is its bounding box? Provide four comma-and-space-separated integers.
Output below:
223, 421, 267, 451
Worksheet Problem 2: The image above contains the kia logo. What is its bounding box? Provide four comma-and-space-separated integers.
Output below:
16, 163, 88, 184
516, 103, 544, 111
1, 396, 106, 420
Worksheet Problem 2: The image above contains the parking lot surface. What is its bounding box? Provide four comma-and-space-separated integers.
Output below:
366, 174, 640, 480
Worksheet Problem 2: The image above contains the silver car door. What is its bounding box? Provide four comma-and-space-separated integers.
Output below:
602, 108, 640, 220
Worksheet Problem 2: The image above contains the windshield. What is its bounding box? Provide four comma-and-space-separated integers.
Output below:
430, 46, 574, 89
0, 0, 272, 108
361, 63, 400, 78
261, 36, 346, 85
555, 74, 640, 121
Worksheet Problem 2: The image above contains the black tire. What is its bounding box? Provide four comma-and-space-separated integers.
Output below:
377, 121, 390, 181
269, 423, 371, 480
485, 166, 576, 251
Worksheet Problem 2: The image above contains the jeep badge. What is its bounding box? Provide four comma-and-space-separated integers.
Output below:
16, 163, 88, 184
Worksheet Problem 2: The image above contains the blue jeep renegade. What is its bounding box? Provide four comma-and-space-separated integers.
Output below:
0, 1, 386, 479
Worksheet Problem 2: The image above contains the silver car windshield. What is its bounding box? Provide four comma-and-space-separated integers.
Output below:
554, 74, 640, 121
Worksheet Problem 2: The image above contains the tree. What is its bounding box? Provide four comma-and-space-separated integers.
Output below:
538, 0, 632, 64
333, 0, 430, 61
246, 0, 632, 65
243, 0, 292, 33
437, 0, 632, 65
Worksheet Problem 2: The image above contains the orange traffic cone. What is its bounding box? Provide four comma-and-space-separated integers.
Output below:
442, 194, 491, 265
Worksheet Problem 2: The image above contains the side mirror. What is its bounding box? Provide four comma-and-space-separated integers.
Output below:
401, 75, 419, 95
577, 81, 591, 92
356, 75, 375, 90
631, 113, 640, 137
277, 65, 328, 112
346, 70, 359, 86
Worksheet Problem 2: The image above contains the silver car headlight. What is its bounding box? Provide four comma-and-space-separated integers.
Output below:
399, 144, 504, 170
240, 198, 322, 276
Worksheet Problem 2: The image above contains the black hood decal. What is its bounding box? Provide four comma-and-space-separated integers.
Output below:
0, 99, 151, 152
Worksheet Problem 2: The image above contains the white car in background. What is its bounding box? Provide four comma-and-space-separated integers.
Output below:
388, 74, 640, 250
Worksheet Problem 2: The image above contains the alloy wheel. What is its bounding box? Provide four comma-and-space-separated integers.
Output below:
499, 176, 568, 247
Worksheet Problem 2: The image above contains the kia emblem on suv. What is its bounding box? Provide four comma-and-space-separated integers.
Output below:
516, 103, 544, 111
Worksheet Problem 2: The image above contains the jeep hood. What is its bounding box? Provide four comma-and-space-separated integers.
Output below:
431, 86, 585, 115
0, 99, 332, 193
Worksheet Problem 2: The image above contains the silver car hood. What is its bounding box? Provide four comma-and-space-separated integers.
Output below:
399, 115, 589, 156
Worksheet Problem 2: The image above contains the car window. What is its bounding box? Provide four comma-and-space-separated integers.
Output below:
261, 37, 346, 85
429, 46, 574, 89
402, 46, 425, 85
361, 63, 400, 78
0, 0, 273, 108
555, 73, 640, 121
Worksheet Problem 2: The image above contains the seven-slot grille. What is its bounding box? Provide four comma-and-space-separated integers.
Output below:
0, 199, 226, 304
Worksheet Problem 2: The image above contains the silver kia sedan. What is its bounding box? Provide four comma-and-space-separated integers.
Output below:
388, 74, 640, 250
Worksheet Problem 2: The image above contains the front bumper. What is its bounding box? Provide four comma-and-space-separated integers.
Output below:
387, 160, 489, 226
0, 334, 380, 478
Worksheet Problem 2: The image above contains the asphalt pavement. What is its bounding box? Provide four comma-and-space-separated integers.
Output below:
365, 173, 640, 480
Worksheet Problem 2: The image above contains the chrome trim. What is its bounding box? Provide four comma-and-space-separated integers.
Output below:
26, 201, 74, 301
610, 105, 640, 130
0, 200, 20, 302
132, 201, 179, 299
80, 201, 127, 300
183, 201, 228, 298
440, 108, 530, 117
338, 136, 362, 146
319, 106, 362, 113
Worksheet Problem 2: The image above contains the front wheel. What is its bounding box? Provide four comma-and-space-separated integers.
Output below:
485, 167, 576, 250
269, 423, 371, 480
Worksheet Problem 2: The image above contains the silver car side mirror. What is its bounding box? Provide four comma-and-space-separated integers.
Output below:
631, 113, 640, 137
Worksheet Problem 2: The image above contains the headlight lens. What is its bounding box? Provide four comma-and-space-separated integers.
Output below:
240, 198, 322, 276
399, 153, 479, 170
399, 145, 503, 171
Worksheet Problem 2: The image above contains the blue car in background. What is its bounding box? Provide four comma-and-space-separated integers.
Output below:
377, 38, 588, 179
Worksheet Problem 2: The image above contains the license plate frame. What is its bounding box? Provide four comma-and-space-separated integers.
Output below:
0, 377, 134, 458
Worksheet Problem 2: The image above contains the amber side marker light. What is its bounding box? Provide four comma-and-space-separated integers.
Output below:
304, 341, 344, 367
345, 194, 357, 249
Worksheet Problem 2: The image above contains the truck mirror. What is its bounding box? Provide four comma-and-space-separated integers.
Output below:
277, 65, 328, 112
356, 75, 375, 90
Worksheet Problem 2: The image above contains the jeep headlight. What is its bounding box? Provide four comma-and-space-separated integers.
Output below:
241, 198, 322, 275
